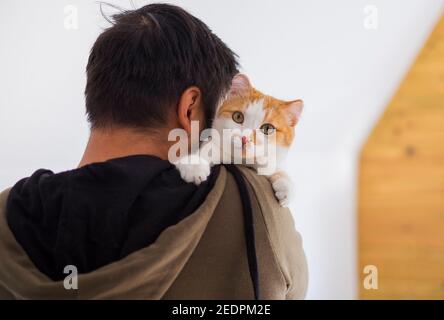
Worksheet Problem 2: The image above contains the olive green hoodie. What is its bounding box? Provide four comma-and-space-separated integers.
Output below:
0, 166, 308, 299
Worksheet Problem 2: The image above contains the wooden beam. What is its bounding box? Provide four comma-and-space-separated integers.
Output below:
359, 15, 444, 299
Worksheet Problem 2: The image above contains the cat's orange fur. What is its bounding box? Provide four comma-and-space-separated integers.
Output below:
217, 87, 302, 148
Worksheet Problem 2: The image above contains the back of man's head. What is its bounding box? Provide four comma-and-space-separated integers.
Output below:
85, 3, 239, 130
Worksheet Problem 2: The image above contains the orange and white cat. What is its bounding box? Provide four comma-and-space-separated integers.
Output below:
175, 74, 303, 207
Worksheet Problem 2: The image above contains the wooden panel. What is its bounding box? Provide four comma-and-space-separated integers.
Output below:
358, 15, 444, 299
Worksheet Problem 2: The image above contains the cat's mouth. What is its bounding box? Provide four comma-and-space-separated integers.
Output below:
232, 135, 251, 150
236, 138, 259, 161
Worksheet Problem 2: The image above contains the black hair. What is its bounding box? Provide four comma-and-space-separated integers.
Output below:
85, 3, 239, 129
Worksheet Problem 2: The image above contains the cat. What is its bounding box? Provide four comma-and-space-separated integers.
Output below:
174, 74, 303, 207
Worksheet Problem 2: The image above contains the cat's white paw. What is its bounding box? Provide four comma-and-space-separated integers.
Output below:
271, 174, 293, 207
175, 155, 211, 185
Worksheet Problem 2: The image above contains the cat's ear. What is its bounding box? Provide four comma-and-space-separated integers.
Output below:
228, 74, 252, 98
285, 99, 304, 126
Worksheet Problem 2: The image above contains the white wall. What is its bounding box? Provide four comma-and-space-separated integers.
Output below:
0, 0, 442, 299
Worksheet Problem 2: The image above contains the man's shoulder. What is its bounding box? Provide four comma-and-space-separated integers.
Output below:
0, 188, 11, 212
234, 165, 308, 299
236, 166, 280, 209
220, 165, 299, 254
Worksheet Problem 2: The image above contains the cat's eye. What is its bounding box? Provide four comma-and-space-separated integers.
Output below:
232, 111, 244, 124
260, 123, 276, 135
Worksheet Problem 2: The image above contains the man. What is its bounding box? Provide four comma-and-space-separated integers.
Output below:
0, 3, 307, 299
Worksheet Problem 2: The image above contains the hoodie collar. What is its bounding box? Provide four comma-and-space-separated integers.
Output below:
4, 155, 218, 281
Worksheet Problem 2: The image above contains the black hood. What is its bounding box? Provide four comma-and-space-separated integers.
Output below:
6, 155, 218, 281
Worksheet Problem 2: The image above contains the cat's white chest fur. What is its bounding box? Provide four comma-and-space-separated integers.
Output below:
173, 139, 293, 207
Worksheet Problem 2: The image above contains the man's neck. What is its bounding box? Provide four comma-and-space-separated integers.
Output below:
78, 127, 170, 168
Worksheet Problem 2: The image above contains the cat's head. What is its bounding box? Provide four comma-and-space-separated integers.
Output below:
212, 74, 303, 165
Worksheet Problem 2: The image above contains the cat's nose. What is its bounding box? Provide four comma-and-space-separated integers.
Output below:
241, 136, 248, 145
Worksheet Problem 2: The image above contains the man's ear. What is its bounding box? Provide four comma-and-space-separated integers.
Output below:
228, 73, 252, 98
285, 99, 304, 126
177, 86, 202, 134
